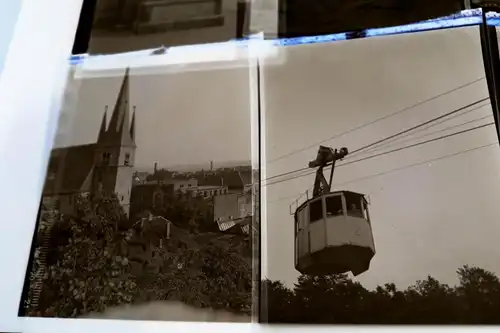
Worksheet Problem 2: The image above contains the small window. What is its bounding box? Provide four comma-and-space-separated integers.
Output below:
309, 199, 323, 223
124, 153, 131, 166
102, 152, 111, 165
188, 184, 191, 187
180, 184, 184, 188
345, 192, 364, 218
325, 195, 343, 217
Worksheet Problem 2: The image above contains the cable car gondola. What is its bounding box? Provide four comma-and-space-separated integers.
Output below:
292, 146, 375, 276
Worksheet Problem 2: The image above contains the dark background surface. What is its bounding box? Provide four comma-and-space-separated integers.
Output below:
278, 0, 465, 38
72, 0, 467, 54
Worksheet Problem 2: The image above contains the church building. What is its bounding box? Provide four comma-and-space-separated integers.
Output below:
42, 69, 136, 217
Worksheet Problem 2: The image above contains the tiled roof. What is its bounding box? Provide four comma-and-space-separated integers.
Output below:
43, 144, 96, 196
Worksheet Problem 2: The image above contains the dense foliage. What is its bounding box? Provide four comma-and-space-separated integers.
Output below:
24, 193, 252, 318
262, 266, 500, 324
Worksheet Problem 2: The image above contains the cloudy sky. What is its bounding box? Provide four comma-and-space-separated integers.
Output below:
261, 25, 500, 290
53, 64, 252, 171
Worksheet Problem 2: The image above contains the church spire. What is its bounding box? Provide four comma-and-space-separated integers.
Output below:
130, 106, 136, 141
101, 68, 135, 147
98, 105, 108, 141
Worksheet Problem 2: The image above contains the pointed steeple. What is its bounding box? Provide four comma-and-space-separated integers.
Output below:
130, 106, 136, 141
102, 68, 135, 147
98, 105, 108, 141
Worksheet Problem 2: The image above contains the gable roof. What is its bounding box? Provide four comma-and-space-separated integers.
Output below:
43, 144, 96, 196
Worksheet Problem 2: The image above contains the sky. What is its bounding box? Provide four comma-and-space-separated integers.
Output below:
261, 25, 500, 291
52, 64, 252, 171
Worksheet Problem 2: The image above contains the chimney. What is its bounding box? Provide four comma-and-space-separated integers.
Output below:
210, 160, 214, 171
154, 162, 158, 173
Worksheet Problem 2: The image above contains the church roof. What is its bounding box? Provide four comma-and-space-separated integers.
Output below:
43, 68, 135, 197
98, 68, 135, 148
43, 144, 96, 196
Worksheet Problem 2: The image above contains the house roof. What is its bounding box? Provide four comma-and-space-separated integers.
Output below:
43, 144, 96, 196
195, 174, 223, 186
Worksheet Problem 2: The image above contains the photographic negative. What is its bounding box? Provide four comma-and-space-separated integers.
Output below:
277, 0, 463, 38
260, 25, 500, 324
87, 0, 251, 54
19, 61, 258, 321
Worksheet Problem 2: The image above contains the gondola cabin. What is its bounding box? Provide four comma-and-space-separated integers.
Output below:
294, 190, 375, 276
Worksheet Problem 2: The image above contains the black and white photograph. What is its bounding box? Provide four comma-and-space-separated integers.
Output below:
19, 62, 257, 322
88, 0, 250, 54
260, 25, 500, 324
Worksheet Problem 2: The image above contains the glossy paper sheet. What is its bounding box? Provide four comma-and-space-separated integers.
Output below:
18, 45, 260, 324
2, 5, 500, 333
260, 24, 500, 324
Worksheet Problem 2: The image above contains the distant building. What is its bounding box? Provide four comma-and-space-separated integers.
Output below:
188, 185, 228, 198
213, 192, 253, 234
129, 179, 227, 218
43, 69, 136, 217
157, 177, 198, 192
133, 171, 150, 185
129, 182, 175, 217
193, 168, 253, 193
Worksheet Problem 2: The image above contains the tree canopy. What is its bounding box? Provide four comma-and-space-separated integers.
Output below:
262, 266, 500, 324
24, 193, 252, 319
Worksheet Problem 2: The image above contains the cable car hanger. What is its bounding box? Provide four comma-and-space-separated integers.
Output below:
310, 146, 348, 197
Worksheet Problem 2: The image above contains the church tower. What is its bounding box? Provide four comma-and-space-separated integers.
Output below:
93, 68, 136, 217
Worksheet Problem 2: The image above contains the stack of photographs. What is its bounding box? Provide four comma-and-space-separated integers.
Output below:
14, 6, 500, 331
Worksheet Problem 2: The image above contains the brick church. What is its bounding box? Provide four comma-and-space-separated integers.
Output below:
42, 69, 136, 217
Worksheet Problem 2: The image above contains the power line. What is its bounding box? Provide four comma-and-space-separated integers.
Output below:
348, 102, 491, 158
267, 142, 497, 205
265, 121, 495, 187
264, 97, 490, 183
347, 97, 490, 155
267, 76, 486, 164
350, 113, 493, 157
340, 121, 494, 166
